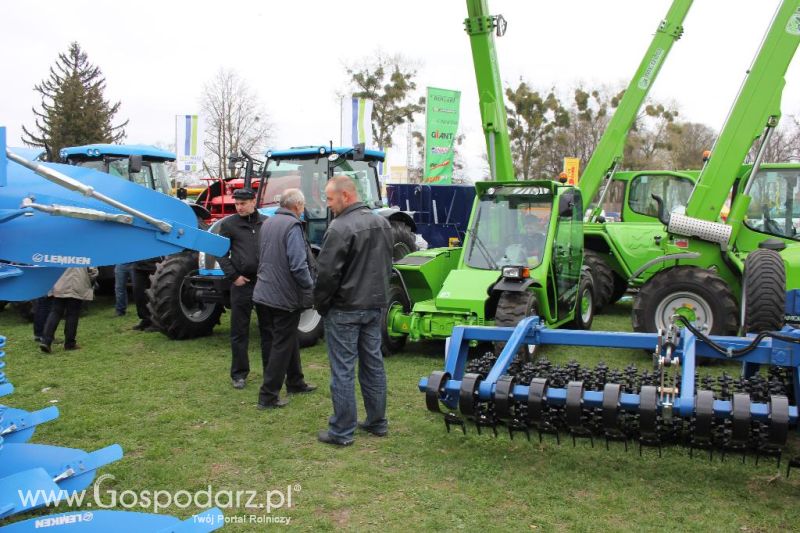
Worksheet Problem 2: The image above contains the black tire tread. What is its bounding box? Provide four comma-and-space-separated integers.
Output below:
743, 248, 786, 333
583, 250, 614, 310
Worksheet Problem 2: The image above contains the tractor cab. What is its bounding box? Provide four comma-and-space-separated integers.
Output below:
60, 144, 174, 196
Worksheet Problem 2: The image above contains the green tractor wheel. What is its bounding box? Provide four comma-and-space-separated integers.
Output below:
571, 269, 595, 330
632, 267, 738, 335
742, 248, 786, 333
583, 250, 613, 310
382, 283, 410, 356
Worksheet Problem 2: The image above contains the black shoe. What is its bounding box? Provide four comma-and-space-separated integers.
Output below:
115, 311, 126, 317
232, 379, 246, 389
39, 343, 52, 354
64, 343, 81, 351
287, 383, 317, 394
358, 422, 388, 437
257, 399, 288, 410
143, 325, 161, 333
132, 320, 152, 331
317, 430, 353, 447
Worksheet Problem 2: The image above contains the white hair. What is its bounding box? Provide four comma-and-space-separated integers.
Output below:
280, 188, 306, 209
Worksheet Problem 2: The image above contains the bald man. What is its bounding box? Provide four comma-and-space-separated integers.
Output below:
313, 175, 394, 446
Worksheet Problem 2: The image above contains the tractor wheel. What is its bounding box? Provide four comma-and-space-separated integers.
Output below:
0, 301, 6, 312
382, 283, 410, 356
390, 221, 417, 260
742, 249, 786, 333
583, 250, 613, 310
632, 267, 738, 335
571, 269, 594, 330
297, 308, 324, 348
608, 273, 628, 305
494, 290, 539, 359
147, 251, 224, 340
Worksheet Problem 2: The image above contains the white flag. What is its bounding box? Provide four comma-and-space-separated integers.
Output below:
340, 97, 374, 148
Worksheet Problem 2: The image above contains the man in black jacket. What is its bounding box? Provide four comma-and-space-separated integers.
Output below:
218, 188, 266, 389
314, 175, 393, 446
253, 188, 316, 409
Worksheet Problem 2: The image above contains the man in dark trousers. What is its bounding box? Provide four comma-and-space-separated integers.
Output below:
253, 188, 317, 409
218, 188, 266, 389
314, 175, 394, 446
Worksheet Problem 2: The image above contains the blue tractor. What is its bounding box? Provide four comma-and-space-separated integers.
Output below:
147, 145, 417, 346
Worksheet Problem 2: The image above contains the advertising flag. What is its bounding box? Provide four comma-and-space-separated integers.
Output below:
424, 87, 461, 184
341, 97, 374, 148
176, 114, 203, 172
563, 157, 581, 186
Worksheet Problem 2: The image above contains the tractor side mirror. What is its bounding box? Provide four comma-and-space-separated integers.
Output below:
129, 154, 143, 174
177, 187, 188, 200
558, 192, 575, 218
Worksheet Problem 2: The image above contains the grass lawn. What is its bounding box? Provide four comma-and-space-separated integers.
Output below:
2, 295, 799, 531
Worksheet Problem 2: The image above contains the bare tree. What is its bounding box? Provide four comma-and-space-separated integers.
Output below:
201, 68, 272, 179
664, 121, 716, 170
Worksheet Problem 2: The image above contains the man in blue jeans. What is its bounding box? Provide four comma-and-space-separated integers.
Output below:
114, 263, 132, 316
313, 175, 394, 446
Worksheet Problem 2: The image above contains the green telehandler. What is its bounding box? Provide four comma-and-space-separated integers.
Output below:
381, 0, 595, 354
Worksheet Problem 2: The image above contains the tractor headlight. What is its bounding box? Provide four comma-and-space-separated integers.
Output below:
319, 147, 326, 155
502, 266, 529, 279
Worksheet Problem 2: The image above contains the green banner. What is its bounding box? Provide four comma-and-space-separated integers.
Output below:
424, 87, 461, 184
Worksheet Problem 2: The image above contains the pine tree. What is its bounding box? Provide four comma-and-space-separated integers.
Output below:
22, 42, 127, 160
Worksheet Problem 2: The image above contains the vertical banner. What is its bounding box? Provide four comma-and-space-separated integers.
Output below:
175, 114, 203, 172
424, 87, 461, 184
563, 157, 581, 186
340, 97, 374, 148
0, 127, 6, 187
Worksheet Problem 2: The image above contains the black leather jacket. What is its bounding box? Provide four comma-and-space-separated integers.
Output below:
217, 211, 266, 281
313, 202, 393, 315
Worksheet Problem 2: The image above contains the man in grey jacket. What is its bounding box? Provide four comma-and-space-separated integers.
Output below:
314, 175, 393, 446
253, 188, 317, 409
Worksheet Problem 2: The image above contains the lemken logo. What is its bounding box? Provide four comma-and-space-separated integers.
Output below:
32, 253, 91, 266
35, 512, 93, 528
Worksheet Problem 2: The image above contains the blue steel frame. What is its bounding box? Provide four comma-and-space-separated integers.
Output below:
419, 316, 800, 423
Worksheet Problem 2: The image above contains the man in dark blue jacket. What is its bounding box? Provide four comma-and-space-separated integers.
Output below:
218, 188, 266, 389
253, 188, 317, 409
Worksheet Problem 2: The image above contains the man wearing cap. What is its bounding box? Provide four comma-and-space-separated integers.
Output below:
218, 188, 266, 389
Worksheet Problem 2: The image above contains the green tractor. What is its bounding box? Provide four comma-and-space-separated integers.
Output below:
382, 179, 593, 353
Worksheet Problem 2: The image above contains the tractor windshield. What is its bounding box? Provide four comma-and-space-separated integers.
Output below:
628, 173, 694, 218
71, 158, 172, 196
465, 187, 553, 270
744, 168, 800, 240
264, 157, 382, 219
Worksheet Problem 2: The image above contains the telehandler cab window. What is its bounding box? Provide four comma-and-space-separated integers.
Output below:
745, 168, 800, 239
465, 190, 552, 271
628, 174, 693, 218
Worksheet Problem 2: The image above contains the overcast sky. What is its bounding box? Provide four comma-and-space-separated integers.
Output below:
2, 0, 799, 175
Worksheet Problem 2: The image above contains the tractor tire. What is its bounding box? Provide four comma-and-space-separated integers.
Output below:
147, 251, 224, 340
390, 221, 417, 261
494, 290, 539, 359
632, 267, 738, 335
297, 308, 324, 348
571, 269, 595, 330
13, 301, 34, 322
742, 249, 786, 333
382, 283, 410, 356
608, 273, 628, 305
583, 250, 613, 310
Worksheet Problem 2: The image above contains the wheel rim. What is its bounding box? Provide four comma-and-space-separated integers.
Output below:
298, 309, 321, 333
580, 286, 592, 323
179, 277, 218, 323
654, 291, 713, 332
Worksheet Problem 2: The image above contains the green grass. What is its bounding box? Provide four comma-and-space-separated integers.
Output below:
2, 296, 800, 531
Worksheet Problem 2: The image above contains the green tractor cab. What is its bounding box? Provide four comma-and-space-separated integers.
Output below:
383, 180, 594, 354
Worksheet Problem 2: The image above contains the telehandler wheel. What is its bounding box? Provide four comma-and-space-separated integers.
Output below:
390, 221, 417, 260
571, 270, 595, 330
494, 290, 539, 360
742, 248, 786, 333
297, 309, 324, 348
632, 267, 738, 335
382, 283, 410, 356
147, 251, 224, 340
583, 250, 613, 310
608, 273, 628, 305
